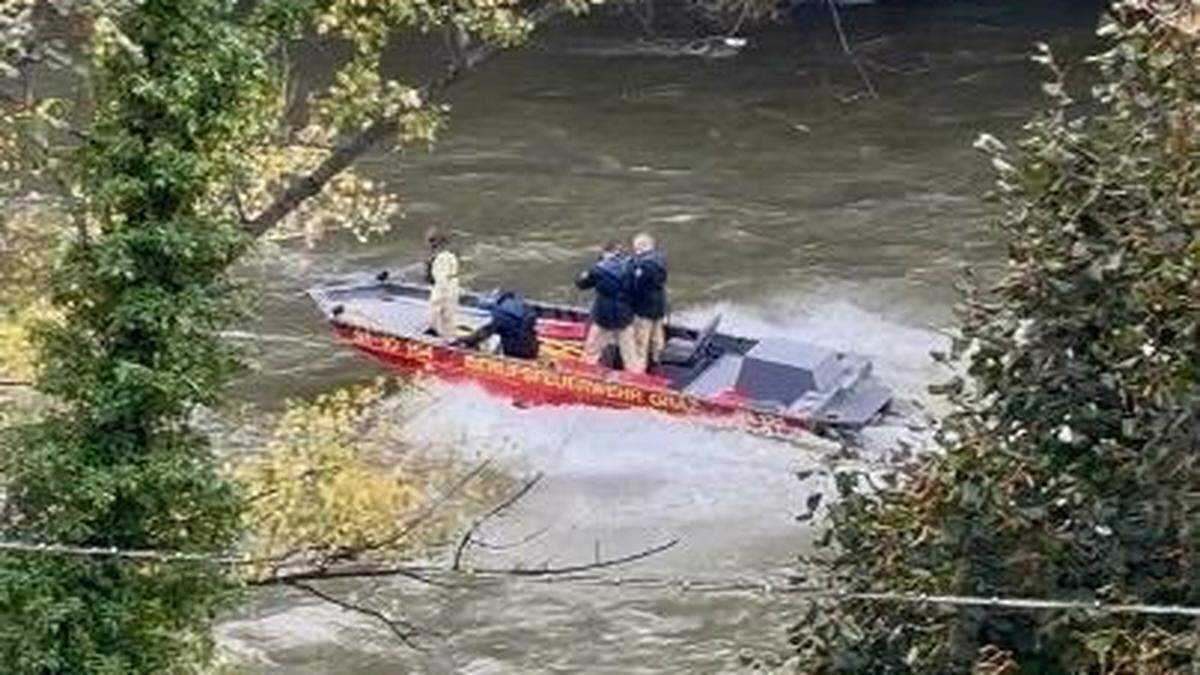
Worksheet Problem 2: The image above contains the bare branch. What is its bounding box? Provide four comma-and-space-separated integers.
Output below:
361, 458, 495, 555
493, 538, 680, 577
242, 2, 568, 238
1, 536, 678, 644
286, 580, 425, 650
824, 0, 877, 100
453, 472, 543, 570
253, 538, 680, 587
241, 118, 389, 237
258, 459, 495, 579
251, 564, 453, 587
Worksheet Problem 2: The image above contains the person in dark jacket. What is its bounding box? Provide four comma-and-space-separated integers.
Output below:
452, 290, 539, 360
575, 240, 637, 369
629, 232, 668, 372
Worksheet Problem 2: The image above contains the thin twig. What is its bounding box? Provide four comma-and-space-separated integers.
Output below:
370, 458, 495, 553
286, 580, 424, 650
727, 0, 753, 38
262, 458, 497, 576
452, 472, 544, 570
825, 0, 878, 100
470, 525, 552, 552
500, 538, 679, 577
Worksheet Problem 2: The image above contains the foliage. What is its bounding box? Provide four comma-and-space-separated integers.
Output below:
0, 0, 571, 671
0, 1, 270, 670
0, 0, 75, 384
236, 381, 511, 580
0, 300, 51, 383
791, 3, 1199, 673
239, 384, 421, 566
0, 206, 69, 382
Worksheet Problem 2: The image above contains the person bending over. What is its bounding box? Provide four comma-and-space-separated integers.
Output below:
452, 289, 539, 360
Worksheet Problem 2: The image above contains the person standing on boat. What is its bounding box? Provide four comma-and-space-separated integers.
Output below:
629, 232, 668, 373
425, 226, 460, 338
452, 289, 540, 359
576, 240, 637, 369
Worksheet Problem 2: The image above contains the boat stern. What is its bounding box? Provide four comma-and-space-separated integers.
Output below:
687, 337, 894, 430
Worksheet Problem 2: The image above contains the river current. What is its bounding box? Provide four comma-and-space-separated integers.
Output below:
219, 2, 1102, 672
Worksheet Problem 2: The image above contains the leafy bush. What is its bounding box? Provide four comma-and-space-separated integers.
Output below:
791, 3, 1198, 672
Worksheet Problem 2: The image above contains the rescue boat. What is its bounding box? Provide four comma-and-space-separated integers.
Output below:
308, 276, 894, 442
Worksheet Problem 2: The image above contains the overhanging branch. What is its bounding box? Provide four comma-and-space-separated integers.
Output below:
250, 538, 680, 586
242, 2, 568, 239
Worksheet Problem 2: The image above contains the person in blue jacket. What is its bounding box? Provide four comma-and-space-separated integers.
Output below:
452, 289, 540, 360
575, 239, 637, 369
629, 232, 668, 372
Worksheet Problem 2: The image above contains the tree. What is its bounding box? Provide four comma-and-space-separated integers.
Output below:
790, 2, 1198, 672
0, 0, 582, 671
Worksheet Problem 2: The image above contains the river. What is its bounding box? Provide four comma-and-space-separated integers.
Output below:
218, 2, 1102, 672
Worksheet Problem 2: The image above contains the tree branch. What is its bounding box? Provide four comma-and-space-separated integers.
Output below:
258, 459, 495, 580
241, 2, 568, 239
453, 472, 543, 570
251, 538, 679, 587
358, 458, 495, 555
286, 580, 425, 649
824, 0, 878, 100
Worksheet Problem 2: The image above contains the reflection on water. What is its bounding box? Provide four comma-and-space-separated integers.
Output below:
225, 1, 1101, 671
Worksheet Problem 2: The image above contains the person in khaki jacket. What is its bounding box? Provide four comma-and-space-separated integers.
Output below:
575, 240, 638, 370
424, 227, 460, 338
629, 232, 668, 373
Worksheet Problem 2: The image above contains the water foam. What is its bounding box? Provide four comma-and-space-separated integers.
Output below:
386, 292, 948, 574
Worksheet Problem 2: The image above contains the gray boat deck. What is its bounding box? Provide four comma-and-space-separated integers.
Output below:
316, 290, 490, 338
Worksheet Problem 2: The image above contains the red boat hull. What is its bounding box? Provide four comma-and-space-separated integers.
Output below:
331, 323, 821, 441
